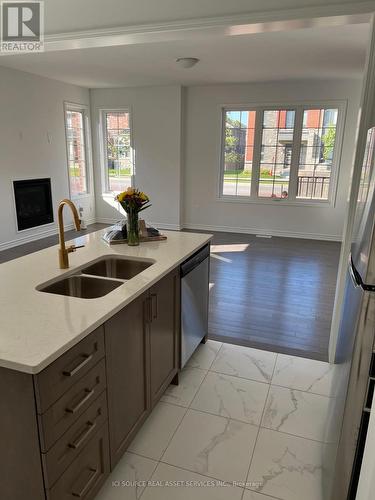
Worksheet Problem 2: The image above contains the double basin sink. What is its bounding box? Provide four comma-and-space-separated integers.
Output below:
37, 256, 154, 299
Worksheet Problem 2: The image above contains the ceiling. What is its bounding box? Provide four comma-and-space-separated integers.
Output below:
0, 23, 369, 88
42, 0, 358, 35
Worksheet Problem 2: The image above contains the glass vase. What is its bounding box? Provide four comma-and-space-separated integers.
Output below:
126, 210, 140, 246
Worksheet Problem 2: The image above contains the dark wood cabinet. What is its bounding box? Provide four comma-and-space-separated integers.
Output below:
104, 268, 180, 466
105, 291, 150, 467
1, 263, 185, 499
42, 392, 108, 489
149, 268, 180, 406
0, 367, 45, 500
35, 329, 110, 499
48, 424, 110, 500
34, 326, 105, 414
38, 359, 107, 452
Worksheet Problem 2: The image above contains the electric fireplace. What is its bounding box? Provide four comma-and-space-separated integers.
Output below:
13, 178, 54, 231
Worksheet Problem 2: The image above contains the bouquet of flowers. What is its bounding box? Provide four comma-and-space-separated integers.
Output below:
115, 187, 151, 245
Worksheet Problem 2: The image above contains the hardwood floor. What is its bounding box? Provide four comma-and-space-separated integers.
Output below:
1, 225, 340, 361
204, 231, 340, 362
0, 223, 108, 264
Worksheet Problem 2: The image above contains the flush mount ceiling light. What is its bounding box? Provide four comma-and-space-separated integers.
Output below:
176, 57, 200, 69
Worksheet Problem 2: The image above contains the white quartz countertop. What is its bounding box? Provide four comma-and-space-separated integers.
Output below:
0, 229, 212, 374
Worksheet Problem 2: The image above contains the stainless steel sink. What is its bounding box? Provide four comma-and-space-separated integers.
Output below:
81, 257, 154, 280
39, 275, 123, 299
37, 256, 154, 299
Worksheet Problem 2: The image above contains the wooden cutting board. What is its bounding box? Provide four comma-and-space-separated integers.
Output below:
107, 234, 167, 245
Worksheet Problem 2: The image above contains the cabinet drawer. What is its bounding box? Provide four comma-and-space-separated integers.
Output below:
35, 326, 105, 413
42, 391, 108, 489
47, 424, 110, 500
39, 359, 106, 452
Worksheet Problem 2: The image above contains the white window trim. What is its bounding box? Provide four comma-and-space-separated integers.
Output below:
63, 101, 92, 200
217, 100, 347, 207
99, 107, 135, 194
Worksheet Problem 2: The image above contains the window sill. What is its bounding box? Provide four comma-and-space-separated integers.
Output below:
217, 195, 333, 208
102, 187, 132, 196
71, 193, 91, 200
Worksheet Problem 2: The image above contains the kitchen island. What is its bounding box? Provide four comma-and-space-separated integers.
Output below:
0, 228, 211, 500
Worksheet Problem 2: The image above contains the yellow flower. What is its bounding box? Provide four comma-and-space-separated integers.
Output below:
116, 188, 149, 204
116, 192, 126, 202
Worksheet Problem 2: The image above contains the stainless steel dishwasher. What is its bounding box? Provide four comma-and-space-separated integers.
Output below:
180, 244, 210, 368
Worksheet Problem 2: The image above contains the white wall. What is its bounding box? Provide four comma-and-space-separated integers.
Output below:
90, 85, 183, 229
183, 80, 362, 240
0, 66, 94, 250
0, 73, 363, 245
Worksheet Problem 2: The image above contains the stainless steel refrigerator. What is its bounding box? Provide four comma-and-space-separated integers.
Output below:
331, 127, 375, 500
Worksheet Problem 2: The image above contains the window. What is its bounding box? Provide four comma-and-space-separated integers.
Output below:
220, 104, 342, 204
297, 108, 338, 200
223, 110, 255, 196
285, 110, 295, 128
259, 109, 295, 199
102, 110, 133, 192
64, 104, 90, 197
358, 128, 375, 204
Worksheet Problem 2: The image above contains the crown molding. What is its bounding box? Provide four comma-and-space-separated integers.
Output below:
42, 3, 373, 53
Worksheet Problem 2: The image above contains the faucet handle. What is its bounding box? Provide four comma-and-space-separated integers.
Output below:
67, 244, 85, 254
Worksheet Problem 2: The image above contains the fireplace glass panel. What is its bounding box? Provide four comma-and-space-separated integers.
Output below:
13, 178, 54, 231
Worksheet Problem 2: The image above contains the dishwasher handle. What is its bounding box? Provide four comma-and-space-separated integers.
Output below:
180, 244, 210, 277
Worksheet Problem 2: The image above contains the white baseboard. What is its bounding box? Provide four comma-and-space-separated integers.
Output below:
0, 224, 74, 251
96, 217, 182, 231
0, 217, 96, 252
151, 222, 182, 231
1, 218, 338, 251
95, 217, 121, 225
182, 222, 342, 242
84, 217, 97, 226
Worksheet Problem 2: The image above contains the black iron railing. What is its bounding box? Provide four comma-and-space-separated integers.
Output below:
297, 176, 330, 199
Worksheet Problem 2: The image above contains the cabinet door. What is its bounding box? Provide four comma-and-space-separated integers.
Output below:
105, 292, 150, 467
149, 269, 180, 406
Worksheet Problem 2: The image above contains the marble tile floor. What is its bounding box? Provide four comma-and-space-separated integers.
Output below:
96, 340, 338, 500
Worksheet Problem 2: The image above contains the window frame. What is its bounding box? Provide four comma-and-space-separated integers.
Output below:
218, 100, 347, 207
99, 107, 135, 194
64, 102, 92, 199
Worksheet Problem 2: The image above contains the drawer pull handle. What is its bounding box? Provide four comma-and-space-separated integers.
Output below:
144, 297, 152, 323
151, 293, 158, 320
66, 389, 95, 414
63, 353, 94, 377
72, 467, 98, 498
68, 421, 97, 450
